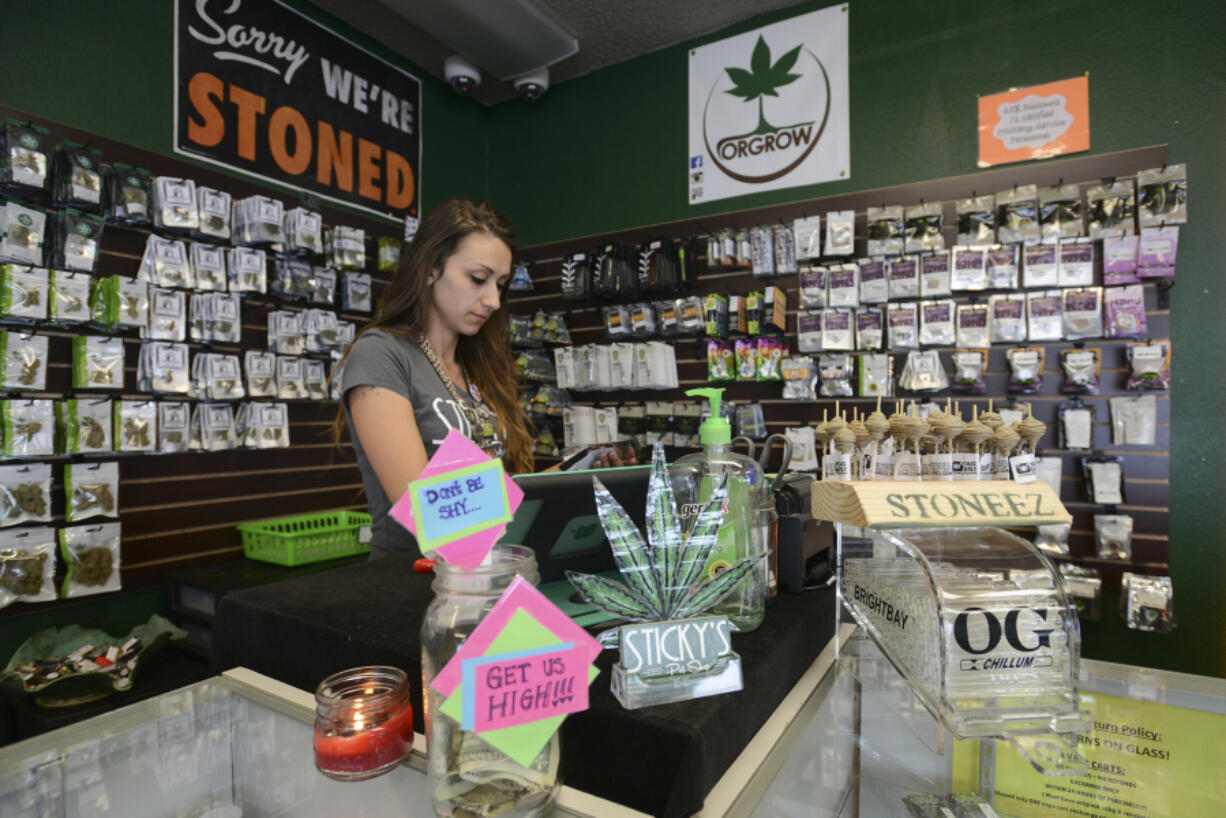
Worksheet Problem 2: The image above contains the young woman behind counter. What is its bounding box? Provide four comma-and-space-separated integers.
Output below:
335, 198, 533, 558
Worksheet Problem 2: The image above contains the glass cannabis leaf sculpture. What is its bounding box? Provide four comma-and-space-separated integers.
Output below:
566, 444, 762, 629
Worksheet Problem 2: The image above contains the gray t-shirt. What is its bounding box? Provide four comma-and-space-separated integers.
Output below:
340, 330, 504, 558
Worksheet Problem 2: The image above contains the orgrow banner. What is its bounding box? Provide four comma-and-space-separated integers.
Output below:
174, 0, 421, 222
687, 3, 850, 206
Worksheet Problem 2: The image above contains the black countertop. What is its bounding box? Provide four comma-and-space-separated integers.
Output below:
211, 554, 835, 817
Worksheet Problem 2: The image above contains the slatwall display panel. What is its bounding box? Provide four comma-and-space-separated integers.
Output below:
512, 146, 1172, 589
0, 108, 392, 613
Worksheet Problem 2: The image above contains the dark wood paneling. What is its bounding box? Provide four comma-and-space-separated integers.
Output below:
0, 107, 391, 614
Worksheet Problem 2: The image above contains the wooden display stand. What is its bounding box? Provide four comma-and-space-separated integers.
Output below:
810, 480, 1071, 529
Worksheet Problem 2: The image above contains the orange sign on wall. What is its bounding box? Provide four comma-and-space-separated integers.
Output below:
978, 75, 1089, 167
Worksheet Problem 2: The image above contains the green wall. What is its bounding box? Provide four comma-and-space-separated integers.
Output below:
0, 0, 489, 216
0, 0, 1222, 677
485, 0, 1226, 677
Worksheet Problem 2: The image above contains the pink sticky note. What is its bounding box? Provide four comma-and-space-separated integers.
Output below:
389, 429, 523, 568
433, 576, 603, 698
462, 642, 592, 731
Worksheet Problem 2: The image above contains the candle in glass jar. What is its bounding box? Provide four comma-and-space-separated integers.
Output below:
314, 666, 414, 781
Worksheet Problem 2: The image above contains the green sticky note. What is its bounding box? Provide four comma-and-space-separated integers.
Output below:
438, 608, 599, 768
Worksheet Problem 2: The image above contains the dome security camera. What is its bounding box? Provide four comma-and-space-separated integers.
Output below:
513, 68, 549, 102
443, 55, 481, 95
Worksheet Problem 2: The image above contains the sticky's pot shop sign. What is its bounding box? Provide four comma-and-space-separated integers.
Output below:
687, 3, 849, 205
174, 0, 421, 221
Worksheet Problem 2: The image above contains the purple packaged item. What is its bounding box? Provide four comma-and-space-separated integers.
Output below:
1057, 239, 1095, 287
951, 245, 988, 290
856, 306, 884, 350
986, 244, 1020, 289
920, 251, 951, 296
887, 255, 919, 299
1103, 235, 1140, 285
858, 258, 888, 303
1137, 226, 1179, 279
1027, 291, 1064, 340
1105, 285, 1149, 339
1023, 242, 1059, 287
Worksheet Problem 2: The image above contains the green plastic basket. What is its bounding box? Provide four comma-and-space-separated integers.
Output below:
237, 509, 373, 566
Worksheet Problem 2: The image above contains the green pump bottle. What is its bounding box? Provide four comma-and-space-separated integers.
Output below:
669, 387, 766, 633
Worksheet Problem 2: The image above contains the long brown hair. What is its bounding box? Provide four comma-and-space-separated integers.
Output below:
333, 198, 534, 473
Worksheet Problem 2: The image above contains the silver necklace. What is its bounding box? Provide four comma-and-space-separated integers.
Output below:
415, 334, 479, 405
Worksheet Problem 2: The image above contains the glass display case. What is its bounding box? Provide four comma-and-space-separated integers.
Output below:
1, 651, 1223, 817
0, 669, 641, 818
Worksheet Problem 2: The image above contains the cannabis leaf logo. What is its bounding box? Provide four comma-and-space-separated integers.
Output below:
724, 35, 802, 135
566, 444, 762, 646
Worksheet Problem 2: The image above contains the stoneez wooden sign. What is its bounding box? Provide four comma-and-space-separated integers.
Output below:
810, 480, 1071, 529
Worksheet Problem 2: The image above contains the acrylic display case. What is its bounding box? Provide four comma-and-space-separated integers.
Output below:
811, 480, 1091, 775
840, 526, 1089, 742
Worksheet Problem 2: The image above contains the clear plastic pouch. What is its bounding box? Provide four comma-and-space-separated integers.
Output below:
152, 177, 199, 233
1, 121, 49, 195
228, 246, 267, 293
326, 226, 366, 270
158, 402, 190, 453
304, 359, 328, 400
342, 272, 373, 312
234, 195, 286, 245
50, 209, 104, 273
51, 143, 103, 211
2, 399, 54, 456
60, 397, 112, 454
195, 186, 231, 241
208, 292, 242, 344
145, 287, 186, 342
1136, 163, 1187, 227
190, 242, 228, 292
0, 331, 47, 390
139, 341, 189, 395
106, 164, 152, 225
1095, 514, 1133, 560
268, 311, 305, 356
59, 523, 122, 598
996, 184, 1040, 244
0, 463, 51, 526
866, 205, 903, 256
276, 355, 307, 400
114, 400, 157, 452
904, 201, 944, 253
195, 402, 237, 451
0, 526, 56, 608
49, 269, 91, 323
245, 350, 277, 397
65, 461, 120, 522
0, 264, 49, 320
956, 195, 995, 245
138, 235, 193, 289
825, 210, 855, 256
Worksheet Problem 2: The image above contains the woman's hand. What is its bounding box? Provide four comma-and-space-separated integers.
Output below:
592, 446, 638, 469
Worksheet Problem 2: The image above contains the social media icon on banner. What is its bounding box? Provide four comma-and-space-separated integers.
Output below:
690, 155, 703, 169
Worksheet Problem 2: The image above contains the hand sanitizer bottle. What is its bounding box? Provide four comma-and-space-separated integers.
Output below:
670, 387, 766, 633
